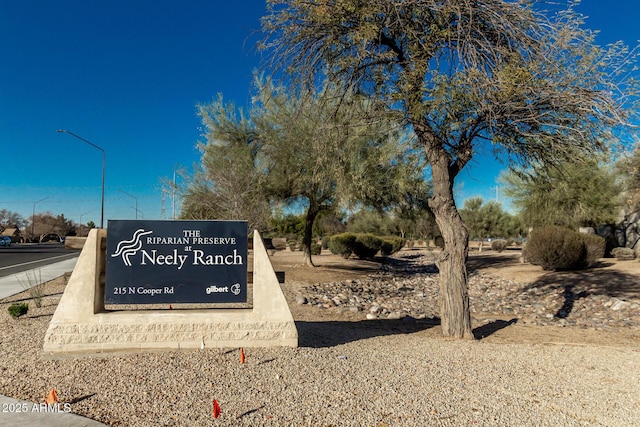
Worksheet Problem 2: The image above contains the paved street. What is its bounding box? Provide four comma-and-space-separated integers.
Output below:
0, 244, 79, 300
0, 243, 79, 278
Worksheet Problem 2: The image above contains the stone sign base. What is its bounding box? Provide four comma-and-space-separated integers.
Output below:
43, 229, 298, 355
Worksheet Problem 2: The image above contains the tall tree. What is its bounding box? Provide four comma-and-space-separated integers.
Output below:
0, 209, 27, 229
502, 159, 621, 229
253, 79, 416, 265
262, 0, 639, 337
181, 96, 272, 232
187, 78, 417, 266
460, 197, 524, 239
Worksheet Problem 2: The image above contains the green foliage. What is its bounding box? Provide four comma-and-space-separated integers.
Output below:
314, 211, 346, 238
502, 159, 621, 229
616, 143, 640, 213
271, 213, 305, 237
460, 197, 524, 239
8, 302, 28, 318
380, 240, 393, 257
321, 235, 330, 249
382, 236, 405, 255
262, 0, 640, 337
328, 232, 401, 258
178, 96, 271, 231
353, 234, 383, 259
311, 241, 322, 255
525, 226, 604, 271
328, 233, 357, 258
347, 209, 394, 235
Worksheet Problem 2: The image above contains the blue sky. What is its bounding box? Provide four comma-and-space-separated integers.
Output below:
1, 1, 639, 227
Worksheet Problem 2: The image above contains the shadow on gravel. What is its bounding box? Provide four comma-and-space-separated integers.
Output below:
379, 253, 440, 275
296, 317, 440, 348
525, 269, 640, 300
467, 253, 522, 273
473, 318, 518, 340
68, 393, 96, 404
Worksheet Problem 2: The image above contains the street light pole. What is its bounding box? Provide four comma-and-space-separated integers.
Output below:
32, 196, 50, 240
119, 190, 138, 220
57, 129, 105, 229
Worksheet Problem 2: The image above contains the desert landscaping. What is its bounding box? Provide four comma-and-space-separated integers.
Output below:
1, 245, 639, 426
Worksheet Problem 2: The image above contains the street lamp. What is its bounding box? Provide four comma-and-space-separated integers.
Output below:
57, 129, 105, 229
119, 190, 138, 220
32, 196, 50, 239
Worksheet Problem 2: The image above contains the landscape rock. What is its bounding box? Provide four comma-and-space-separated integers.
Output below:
297, 250, 640, 330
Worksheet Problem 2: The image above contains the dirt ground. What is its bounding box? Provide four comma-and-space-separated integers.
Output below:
269, 245, 640, 348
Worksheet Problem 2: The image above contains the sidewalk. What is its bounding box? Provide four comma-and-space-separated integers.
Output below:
0, 256, 79, 300
0, 257, 110, 426
0, 395, 108, 426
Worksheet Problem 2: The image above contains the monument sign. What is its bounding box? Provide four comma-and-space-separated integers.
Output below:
106, 220, 248, 304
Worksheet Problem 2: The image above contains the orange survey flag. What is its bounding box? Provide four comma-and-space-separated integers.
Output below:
45, 388, 58, 405
240, 347, 245, 364
212, 399, 221, 419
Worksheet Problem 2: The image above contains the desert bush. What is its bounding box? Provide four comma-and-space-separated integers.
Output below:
354, 234, 383, 259
19, 269, 45, 308
380, 241, 393, 256
578, 233, 605, 267
611, 247, 636, 260
321, 236, 330, 249
328, 233, 357, 258
387, 236, 406, 254
311, 241, 322, 255
8, 302, 29, 318
491, 239, 509, 252
526, 226, 586, 270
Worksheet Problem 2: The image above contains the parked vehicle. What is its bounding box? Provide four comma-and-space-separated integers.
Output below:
0, 236, 11, 247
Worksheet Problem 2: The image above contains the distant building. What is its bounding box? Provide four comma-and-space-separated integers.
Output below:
0, 227, 23, 243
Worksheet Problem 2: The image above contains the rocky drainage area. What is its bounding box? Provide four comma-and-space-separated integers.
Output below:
294, 251, 640, 330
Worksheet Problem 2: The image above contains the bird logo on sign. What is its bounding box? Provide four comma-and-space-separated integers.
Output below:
111, 228, 153, 266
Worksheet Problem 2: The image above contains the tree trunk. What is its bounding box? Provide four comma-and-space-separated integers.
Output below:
302, 203, 320, 267
428, 157, 474, 339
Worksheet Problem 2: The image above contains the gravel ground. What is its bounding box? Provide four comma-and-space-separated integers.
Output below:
1, 270, 639, 426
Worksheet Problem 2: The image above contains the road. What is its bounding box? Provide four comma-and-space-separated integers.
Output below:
0, 243, 80, 278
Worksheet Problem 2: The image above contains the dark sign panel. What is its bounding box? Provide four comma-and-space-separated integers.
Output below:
106, 220, 248, 304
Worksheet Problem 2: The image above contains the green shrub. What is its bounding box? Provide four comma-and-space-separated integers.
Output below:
8, 302, 29, 318
311, 241, 322, 256
354, 234, 383, 259
526, 226, 586, 270
385, 236, 406, 254
380, 241, 393, 256
491, 239, 509, 252
321, 236, 330, 250
578, 233, 605, 267
328, 233, 357, 259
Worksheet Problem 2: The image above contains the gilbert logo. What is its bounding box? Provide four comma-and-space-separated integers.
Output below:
111, 229, 153, 266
